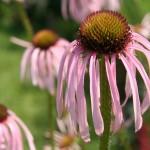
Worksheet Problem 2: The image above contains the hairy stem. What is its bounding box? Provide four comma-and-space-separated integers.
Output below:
99, 56, 111, 150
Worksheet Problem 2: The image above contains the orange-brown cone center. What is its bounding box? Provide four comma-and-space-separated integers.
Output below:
32, 30, 59, 49
78, 10, 131, 55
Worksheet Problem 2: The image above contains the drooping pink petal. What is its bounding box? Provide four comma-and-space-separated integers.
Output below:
76, 55, 90, 142
129, 43, 150, 57
50, 46, 68, 74
132, 32, 150, 49
20, 48, 33, 80
8, 118, 23, 150
61, 0, 68, 19
65, 53, 78, 130
125, 52, 150, 114
110, 55, 120, 102
141, 93, 149, 114
130, 42, 150, 72
10, 111, 36, 150
46, 50, 55, 95
36, 51, 46, 89
0, 124, 5, 149
6, 118, 18, 150
69, 0, 82, 22
120, 54, 143, 132
66, 43, 81, 82
38, 51, 47, 78
105, 56, 123, 132
123, 54, 136, 107
31, 48, 40, 86
89, 54, 104, 135
56, 51, 68, 117
1, 124, 10, 149
95, 59, 100, 99
111, 55, 116, 81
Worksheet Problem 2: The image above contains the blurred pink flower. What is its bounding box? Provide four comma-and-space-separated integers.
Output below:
0, 104, 36, 150
61, 0, 120, 22
11, 30, 69, 95
43, 114, 80, 150
56, 11, 150, 142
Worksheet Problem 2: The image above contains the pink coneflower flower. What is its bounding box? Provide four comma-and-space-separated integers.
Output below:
44, 114, 80, 150
61, 0, 120, 22
57, 10, 150, 142
0, 104, 36, 150
11, 30, 69, 95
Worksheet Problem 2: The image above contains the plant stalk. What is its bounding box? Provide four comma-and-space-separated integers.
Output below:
99, 56, 111, 150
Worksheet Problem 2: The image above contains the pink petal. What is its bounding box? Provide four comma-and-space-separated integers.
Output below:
0, 124, 5, 149
130, 42, 150, 70
141, 93, 149, 114
36, 51, 47, 89
111, 55, 116, 81
89, 54, 104, 135
38, 51, 47, 78
61, 0, 68, 19
1, 124, 10, 149
10, 111, 36, 150
56, 51, 68, 117
105, 56, 123, 132
8, 118, 23, 150
6, 118, 18, 150
66, 44, 80, 83
129, 42, 150, 57
46, 50, 55, 95
76, 55, 90, 142
55, 38, 69, 47
65, 53, 78, 130
31, 48, 40, 86
123, 55, 136, 107
126, 52, 150, 114
96, 60, 100, 99
120, 54, 143, 132
132, 32, 150, 49
20, 48, 33, 80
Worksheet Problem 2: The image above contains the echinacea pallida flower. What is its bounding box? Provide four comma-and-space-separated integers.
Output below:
44, 114, 80, 150
61, 0, 120, 22
0, 104, 36, 150
11, 30, 69, 95
56, 10, 150, 142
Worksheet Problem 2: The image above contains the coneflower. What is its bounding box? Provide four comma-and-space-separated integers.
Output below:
0, 104, 36, 150
57, 10, 150, 142
11, 29, 69, 95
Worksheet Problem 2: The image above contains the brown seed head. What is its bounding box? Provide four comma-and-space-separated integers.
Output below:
59, 135, 75, 148
78, 10, 131, 55
32, 30, 59, 49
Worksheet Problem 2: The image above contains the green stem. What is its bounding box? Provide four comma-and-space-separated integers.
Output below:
99, 56, 111, 150
16, 1, 33, 39
79, 139, 85, 150
48, 94, 56, 149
